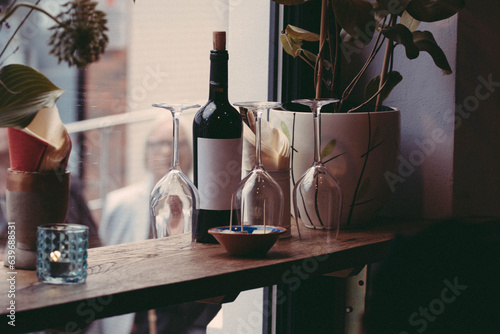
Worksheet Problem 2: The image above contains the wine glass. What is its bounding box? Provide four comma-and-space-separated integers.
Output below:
292, 98, 342, 236
233, 101, 284, 232
150, 103, 200, 243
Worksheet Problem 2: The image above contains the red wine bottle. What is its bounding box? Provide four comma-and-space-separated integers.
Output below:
193, 31, 242, 243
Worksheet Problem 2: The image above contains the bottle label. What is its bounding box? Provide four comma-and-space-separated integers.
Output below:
197, 137, 242, 210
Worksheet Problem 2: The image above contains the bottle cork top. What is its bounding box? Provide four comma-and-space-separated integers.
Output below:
213, 31, 226, 51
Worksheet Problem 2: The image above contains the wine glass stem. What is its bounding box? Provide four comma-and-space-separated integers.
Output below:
254, 109, 264, 169
313, 106, 322, 165
171, 109, 181, 169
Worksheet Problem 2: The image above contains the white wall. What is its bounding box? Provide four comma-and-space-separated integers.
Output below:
228, 0, 271, 103
373, 18, 458, 219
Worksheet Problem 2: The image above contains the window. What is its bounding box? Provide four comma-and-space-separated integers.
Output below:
1, 0, 276, 333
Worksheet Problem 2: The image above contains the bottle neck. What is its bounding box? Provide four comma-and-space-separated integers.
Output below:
208, 50, 229, 102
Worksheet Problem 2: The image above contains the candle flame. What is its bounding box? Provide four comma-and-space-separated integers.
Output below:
50, 250, 61, 262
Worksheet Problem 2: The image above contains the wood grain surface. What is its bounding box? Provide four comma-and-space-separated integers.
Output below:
0, 218, 429, 333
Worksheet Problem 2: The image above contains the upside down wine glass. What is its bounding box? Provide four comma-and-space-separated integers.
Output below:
233, 102, 284, 231
292, 99, 342, 236
150, 103, 200, 243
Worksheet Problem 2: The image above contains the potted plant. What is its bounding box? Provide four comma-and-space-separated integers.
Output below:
0, 0, 108, 269
269, 0, 464, 228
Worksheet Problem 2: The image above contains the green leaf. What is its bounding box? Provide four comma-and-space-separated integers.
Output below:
281, 121, 290, 141
321, 139, 336, 160
406, 0, 465, 22
413, 30, 452, 75
382, 24, 420, 59
280, 34, 302, 58
285, 25, 320, 42
280, 25, 320, 59
299, 49, 332, 70
0, 64, 64, 128
400, 10, 421, 32
332, 0, 376, 45
364, 71, 403, 103
356, 177, 371, 201
280, 25, 326, 70
272, 0, 310, 5
301, 48, 318, 63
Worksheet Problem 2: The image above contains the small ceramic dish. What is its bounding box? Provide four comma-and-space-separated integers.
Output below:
208, 225, 286, 257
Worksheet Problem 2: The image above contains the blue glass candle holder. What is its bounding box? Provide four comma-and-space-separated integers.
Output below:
36, 224, 89, 284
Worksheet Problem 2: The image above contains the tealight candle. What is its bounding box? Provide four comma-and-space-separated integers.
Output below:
48, 250, 71, 277
37, 224, 88, 284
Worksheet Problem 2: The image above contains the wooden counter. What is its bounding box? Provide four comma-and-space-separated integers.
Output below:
0, 219, 428, 333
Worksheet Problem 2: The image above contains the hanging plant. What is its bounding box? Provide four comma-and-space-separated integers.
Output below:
0, 0, 109, 128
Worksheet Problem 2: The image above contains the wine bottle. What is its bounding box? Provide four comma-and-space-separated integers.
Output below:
193, 31, 243, 243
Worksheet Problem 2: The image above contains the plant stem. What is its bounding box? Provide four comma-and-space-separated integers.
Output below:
0, 0, 43, 62
298, 54, 315, 69
0, 3, 62, 27
341, 17, 386, 112
375, 15, 397, 112
315, 0, 328, 99
348, 78, 389, 113
330, 9, 341, 101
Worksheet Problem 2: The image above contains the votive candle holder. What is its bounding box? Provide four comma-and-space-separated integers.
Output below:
36, 224, 88, 284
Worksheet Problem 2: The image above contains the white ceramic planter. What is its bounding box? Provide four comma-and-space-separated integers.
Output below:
268, 108, 400, 228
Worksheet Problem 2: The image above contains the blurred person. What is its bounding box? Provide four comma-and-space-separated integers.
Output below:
67, 176, 102, 248
98, 116, 192, 246
94, 117, 220, 334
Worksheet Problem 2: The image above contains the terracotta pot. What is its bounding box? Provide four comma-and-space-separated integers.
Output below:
4, 169, 70, 269
269, 108, 400, 228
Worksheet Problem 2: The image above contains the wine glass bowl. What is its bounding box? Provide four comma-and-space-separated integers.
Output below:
234, 169, 283, 226
233, 101, 284, 228
150, 103, 200, 242
292, 98, 342, 235
293, 166, 342, 230
151, 171, 196, 238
